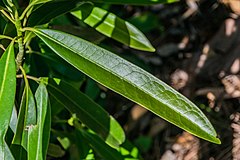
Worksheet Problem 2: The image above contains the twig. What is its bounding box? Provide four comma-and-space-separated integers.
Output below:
0, 9, 15, 24
16, 74, 40, 82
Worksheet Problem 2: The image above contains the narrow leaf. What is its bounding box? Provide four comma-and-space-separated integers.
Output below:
11, 82, 36, 160
71, 3, 155, 52
28, 83, 49, 160
12, 84, 36, 150
42, 102, 51, 158
42, 78, 125, 148
0, 41, 16, 160
31, 28, 220, 144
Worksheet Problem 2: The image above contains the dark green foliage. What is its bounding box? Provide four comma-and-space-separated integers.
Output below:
0, 0, 220, 159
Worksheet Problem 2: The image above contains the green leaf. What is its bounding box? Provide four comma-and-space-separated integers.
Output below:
49, 94, 65, 116
57, 137, 70, 150
9, 106, 17, 134
12, 83, 36, 150
87, 0, 178, 5
78, 129, 124, 160
71, 3, 155, 52
11, 82, 36, 160
51, 130, 92, 159
119, 140, 141, 159
42, 101, 51, 158
27, 83, 50, 160
73, 130, 92, 159
31, 28, 221, 144
0, 41, 16, 160
27, 0, 80, 26
42, 78, 125, 148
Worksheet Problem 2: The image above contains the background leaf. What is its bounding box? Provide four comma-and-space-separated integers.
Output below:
71, 3, 155, 52
77, 129, 124, 160
0, 41, 16, 160
32, 28, 220, 144
27, 0, 80, 26
42, 78, 125, 148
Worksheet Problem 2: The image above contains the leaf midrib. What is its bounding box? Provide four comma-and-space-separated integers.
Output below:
36, 30, 209, 135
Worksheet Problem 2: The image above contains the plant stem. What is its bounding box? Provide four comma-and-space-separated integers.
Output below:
19, 3, 34, 20
15, 13, 24, 71
16, 74, 40, 82
0, 35, 14, 40
19, 66, 29, 85
0, 10, 15, 24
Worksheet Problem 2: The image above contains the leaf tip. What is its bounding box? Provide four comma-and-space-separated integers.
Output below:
212, 137, 221, 145
148, 46, 156, 52
133, 45, 156, 52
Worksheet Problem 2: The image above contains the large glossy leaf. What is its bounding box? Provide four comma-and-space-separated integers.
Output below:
88, 0, 178, 5
42, 78, 125, 148
0, 41, 16, 160
27, 83, 49, 160
71, 3, 155, 52
31, 28, 220, 144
